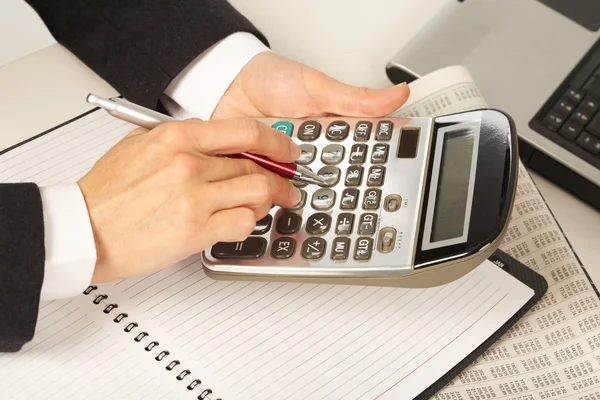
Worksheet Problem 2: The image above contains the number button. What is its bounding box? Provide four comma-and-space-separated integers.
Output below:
271, 237, 296, 259
253, 214, 272, 235
277, 212, 303, 234
306, 212, 332, 235
298, 121, 321, 141
340, 188, 359, 210
363, 189, 382, 210
326, 121, 350, 141
321, 144, 345, 165
354, 121, 372, 141
311, 189, 336, 211
286, 189, 307, 211
354, 237, 374, 261
301, 237, 327, 260
345, 166, 363, 187
349, 144, 368, 164
371, 144, 389, 164
358, 213, 378, 235
211, 237, 267, 259
297, 144, 316, 165
375, 121, 393, 140
335, 213, 355, 235
367, 166, 385, 186
331, 237, 350, 261
317, 166, 341, 187
272, 121, 294, 137
293, 179, 307, 188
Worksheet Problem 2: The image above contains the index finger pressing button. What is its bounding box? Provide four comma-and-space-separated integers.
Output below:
211, 237, 267, 259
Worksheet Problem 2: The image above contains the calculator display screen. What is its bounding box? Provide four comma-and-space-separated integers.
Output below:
430, 132, 475, 242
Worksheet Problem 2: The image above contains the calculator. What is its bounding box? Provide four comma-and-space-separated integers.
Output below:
201, 109, 518, 288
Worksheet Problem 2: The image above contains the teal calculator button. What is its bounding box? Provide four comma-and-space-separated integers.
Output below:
272, 121, 294, 137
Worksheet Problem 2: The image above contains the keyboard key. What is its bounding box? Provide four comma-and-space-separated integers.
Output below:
326, 121, 350, 141
286, 189, 307, 211
272, 121, 294, 137
367, 166, 386, 186
335, 213, 355, 235
349, 144, 368, 164
301, 237, 327, 260
358, 213, 378, 235
331, 237, 350, 261
581, 96, 600, 114
311, 189, 336, 210
565, 88, 584, 104
306, 212, 332, 235
211, 237, 267, 259
542, 112, 565, 131
559, 120, 583, 140
552, 97, 576, 117
375, 121, 393, 140
345, 166, 364, 187
354, 237, 374, 261
583, 77, 600, 99
297, 144, 316, 165
363, 189, 382, 210
321, 144, 345, 165
340, 188, 359, 210
277, 212, 303, 234
298, 121, 321, 141
253, 214, 272, 235
271, 237, 296, 259
371, 143, 389, 164
586, 112, 600, 138
576, 132, 600, 155
317, 166, 341, 187
572, 107, 592, 125
354, 121, 372, 141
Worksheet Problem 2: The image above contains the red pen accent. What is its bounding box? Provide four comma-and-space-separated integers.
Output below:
229, 153, 297, 179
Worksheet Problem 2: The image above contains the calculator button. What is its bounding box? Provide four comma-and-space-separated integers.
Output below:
326, 121, 350, 141
292, 179, 307, 188
358, 213, 378, 235
321, 144, 345, 165
335, 213, 355, 235
271, 237, 296, 259
340, 188, 359, 210
277, 212, 303, 234
383, 194, 402, 212
272, 121, 294, 137
363, 189, 382, 210
211, 237, 267, 259
375, 121, 393, 141
311, 189, 336, 210
354, 121, 372, 141
301, 237, 327, 260
306, 212, 332, 235
331, 237, 350, 261
354, 237, 374, 261
297, 144, 316, 165
317, 166, 341, 187
253, 214, 273, 235
345, 166, 364, 187
286, 189, 307, 211
371, 144, 389, 164
349, 144, 368, 164
367, 166, 386, 186
298, 121, 321, 141
377, 227, 396, 253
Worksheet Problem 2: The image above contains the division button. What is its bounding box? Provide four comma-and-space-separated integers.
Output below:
331, 237, 350, 261
335, 213, 355, 235
301, 237, 327, 260
277, 212, 303, 234
306, 212, 332, 235
211, 237, 267, 259
298, 121, 321, 141
253, 214, 273, 235
326, 121, 350, 141
271, 237, 296, 259
354, 237, 374, 261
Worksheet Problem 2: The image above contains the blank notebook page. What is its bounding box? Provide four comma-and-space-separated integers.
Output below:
1, 109, 535, 400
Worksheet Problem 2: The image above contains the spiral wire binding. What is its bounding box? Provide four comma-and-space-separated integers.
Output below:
83, 285, 221, 400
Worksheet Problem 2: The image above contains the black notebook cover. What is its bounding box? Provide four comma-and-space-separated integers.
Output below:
415, 249, 548, 399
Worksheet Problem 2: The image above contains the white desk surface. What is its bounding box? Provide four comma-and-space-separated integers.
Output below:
1, 0, 599, 283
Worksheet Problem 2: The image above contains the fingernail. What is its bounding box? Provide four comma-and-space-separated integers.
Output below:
290, 141, 301, 160
290, 186, 302, 204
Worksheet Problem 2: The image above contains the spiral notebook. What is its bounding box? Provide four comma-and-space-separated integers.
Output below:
0, 68, 557, 400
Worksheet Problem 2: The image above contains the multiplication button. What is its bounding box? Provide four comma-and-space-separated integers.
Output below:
298, 121, 321, 141
271, 237, 296, 259
331, 237, 350, 261
326, 121, 350, 141
354, 238, 374, 261
306, 213, 332, 235
354, 121, 372, 141
301, 237, 327, 260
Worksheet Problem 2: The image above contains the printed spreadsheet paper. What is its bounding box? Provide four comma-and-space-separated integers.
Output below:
0, 88, 537, 399
394, 65, 600, 400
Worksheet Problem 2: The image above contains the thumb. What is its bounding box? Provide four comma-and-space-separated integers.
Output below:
310, 73, 410, 117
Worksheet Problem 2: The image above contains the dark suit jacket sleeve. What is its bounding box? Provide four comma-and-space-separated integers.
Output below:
25, 0, 269, 110
0, 184, 45, 352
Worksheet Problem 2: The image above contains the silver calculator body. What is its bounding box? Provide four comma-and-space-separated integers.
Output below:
201, 109, 518, 288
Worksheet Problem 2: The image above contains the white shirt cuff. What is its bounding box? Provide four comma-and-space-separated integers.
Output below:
162, 32, 270, 120
39, 184, 97, 301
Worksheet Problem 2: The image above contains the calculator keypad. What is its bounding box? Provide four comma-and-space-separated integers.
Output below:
311, 189, 336, 210
321, 144, 345, 165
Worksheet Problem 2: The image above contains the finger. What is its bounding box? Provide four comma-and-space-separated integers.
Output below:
205, 207, 257, 243
163, 118, 301, 163
308, 70, 410, 116
204, 174, 275, 217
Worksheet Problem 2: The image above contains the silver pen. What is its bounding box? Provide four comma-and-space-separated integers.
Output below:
86, 94, 325, 185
